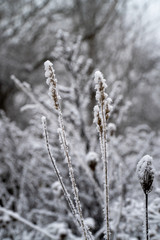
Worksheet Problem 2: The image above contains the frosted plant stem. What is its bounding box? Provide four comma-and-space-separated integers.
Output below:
42, 116, 92, 239
44, 61, 94, 240
145, 193, 149, 240
137, 155, 154, 240
42, 117, 77, 218
101, 105, 110, 240
58, 111, 90, 240
94, 71, 112, 240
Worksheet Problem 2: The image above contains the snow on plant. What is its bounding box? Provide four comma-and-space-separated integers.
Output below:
41, 115, 90, 238
44, 61, 61, 110
137, 155, 155, 240
0, 111, 64, 239
43, 60, 93, 240
137, 155, 154, 195
7, 32, 160, 239
86, 152, 99, 172
94, 70, 112, 240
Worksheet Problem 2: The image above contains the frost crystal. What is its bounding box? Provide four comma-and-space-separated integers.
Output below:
137, 155, 154, 194
94, 71, 104, 84
41, 115, 46, 123
44, 60, 53, 78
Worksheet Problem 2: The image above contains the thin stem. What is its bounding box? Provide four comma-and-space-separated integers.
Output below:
44, 62, 93, 240
145, 193, 149, 240
42, 117, 95, 240
11, 75, 55, 118
42, 116, 96, 240
101, 103, 110, 240
42, 117, 77, 219
58, 111, 90, 240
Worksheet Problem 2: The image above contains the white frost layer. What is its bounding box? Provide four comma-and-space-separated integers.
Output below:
108, 123, 116, 132
44, 60, 54, 78
94, 70, 103, 83
84, 217, 95, 229
41, 115, 46, 123
44, 60, 53, 70
137, 155, 154, 181
86, 152, 98, 163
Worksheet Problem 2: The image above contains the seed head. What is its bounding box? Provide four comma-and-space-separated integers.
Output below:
44, 60, 61, 110
86, 152, 98, 171
137, 155, 154, 194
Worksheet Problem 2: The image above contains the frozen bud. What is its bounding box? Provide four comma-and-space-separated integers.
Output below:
108, 123, 116, 136
41, 115, 46, 123
52, 181, 62, 197
44, 60, 53, 78
59, 230, 67, 240
93, 105, 99, 122
86, 152, 98, 171
107, 98, 112, 105
137, 155, 154, 194
94, 71, 107, 91
44, 60, 53, 70
46, 78, 51, 85
94, 105, 99, 114
44, 60, 60, 110
84, 217, 95, 230
94, 105, 103, 134
94, 71, 103, 84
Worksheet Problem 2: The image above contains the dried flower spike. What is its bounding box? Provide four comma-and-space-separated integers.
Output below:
137, 155, 154, 194
94, 70, 112, 240
44, 60, 61, 110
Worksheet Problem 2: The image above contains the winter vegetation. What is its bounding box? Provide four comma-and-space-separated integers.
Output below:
0, 0, 160, 240
137, 155, 155, 240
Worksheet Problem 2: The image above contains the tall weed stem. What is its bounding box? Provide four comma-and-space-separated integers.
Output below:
44, 60, 93, 240
94, 71, 112, 240
145, 193, 149, 240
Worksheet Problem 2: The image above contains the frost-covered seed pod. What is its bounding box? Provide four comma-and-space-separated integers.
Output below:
86, 152, 99, 171
44, 60, 61, 110
94, 105, 103, 134
137, 155, 154, 194
108, 123, 116, 136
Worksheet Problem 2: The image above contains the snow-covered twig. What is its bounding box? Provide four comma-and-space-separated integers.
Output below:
41, 116, 81, 230
43, 61, 93, 240
11, 75, 56, 118
137, 155, 155, 240
94, 71, 112, 240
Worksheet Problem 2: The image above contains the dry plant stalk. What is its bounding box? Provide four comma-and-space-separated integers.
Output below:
43, 60, 93, 240
94, 71, 112, 240
42, 116, 78, 219
137, 155, 154, 240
